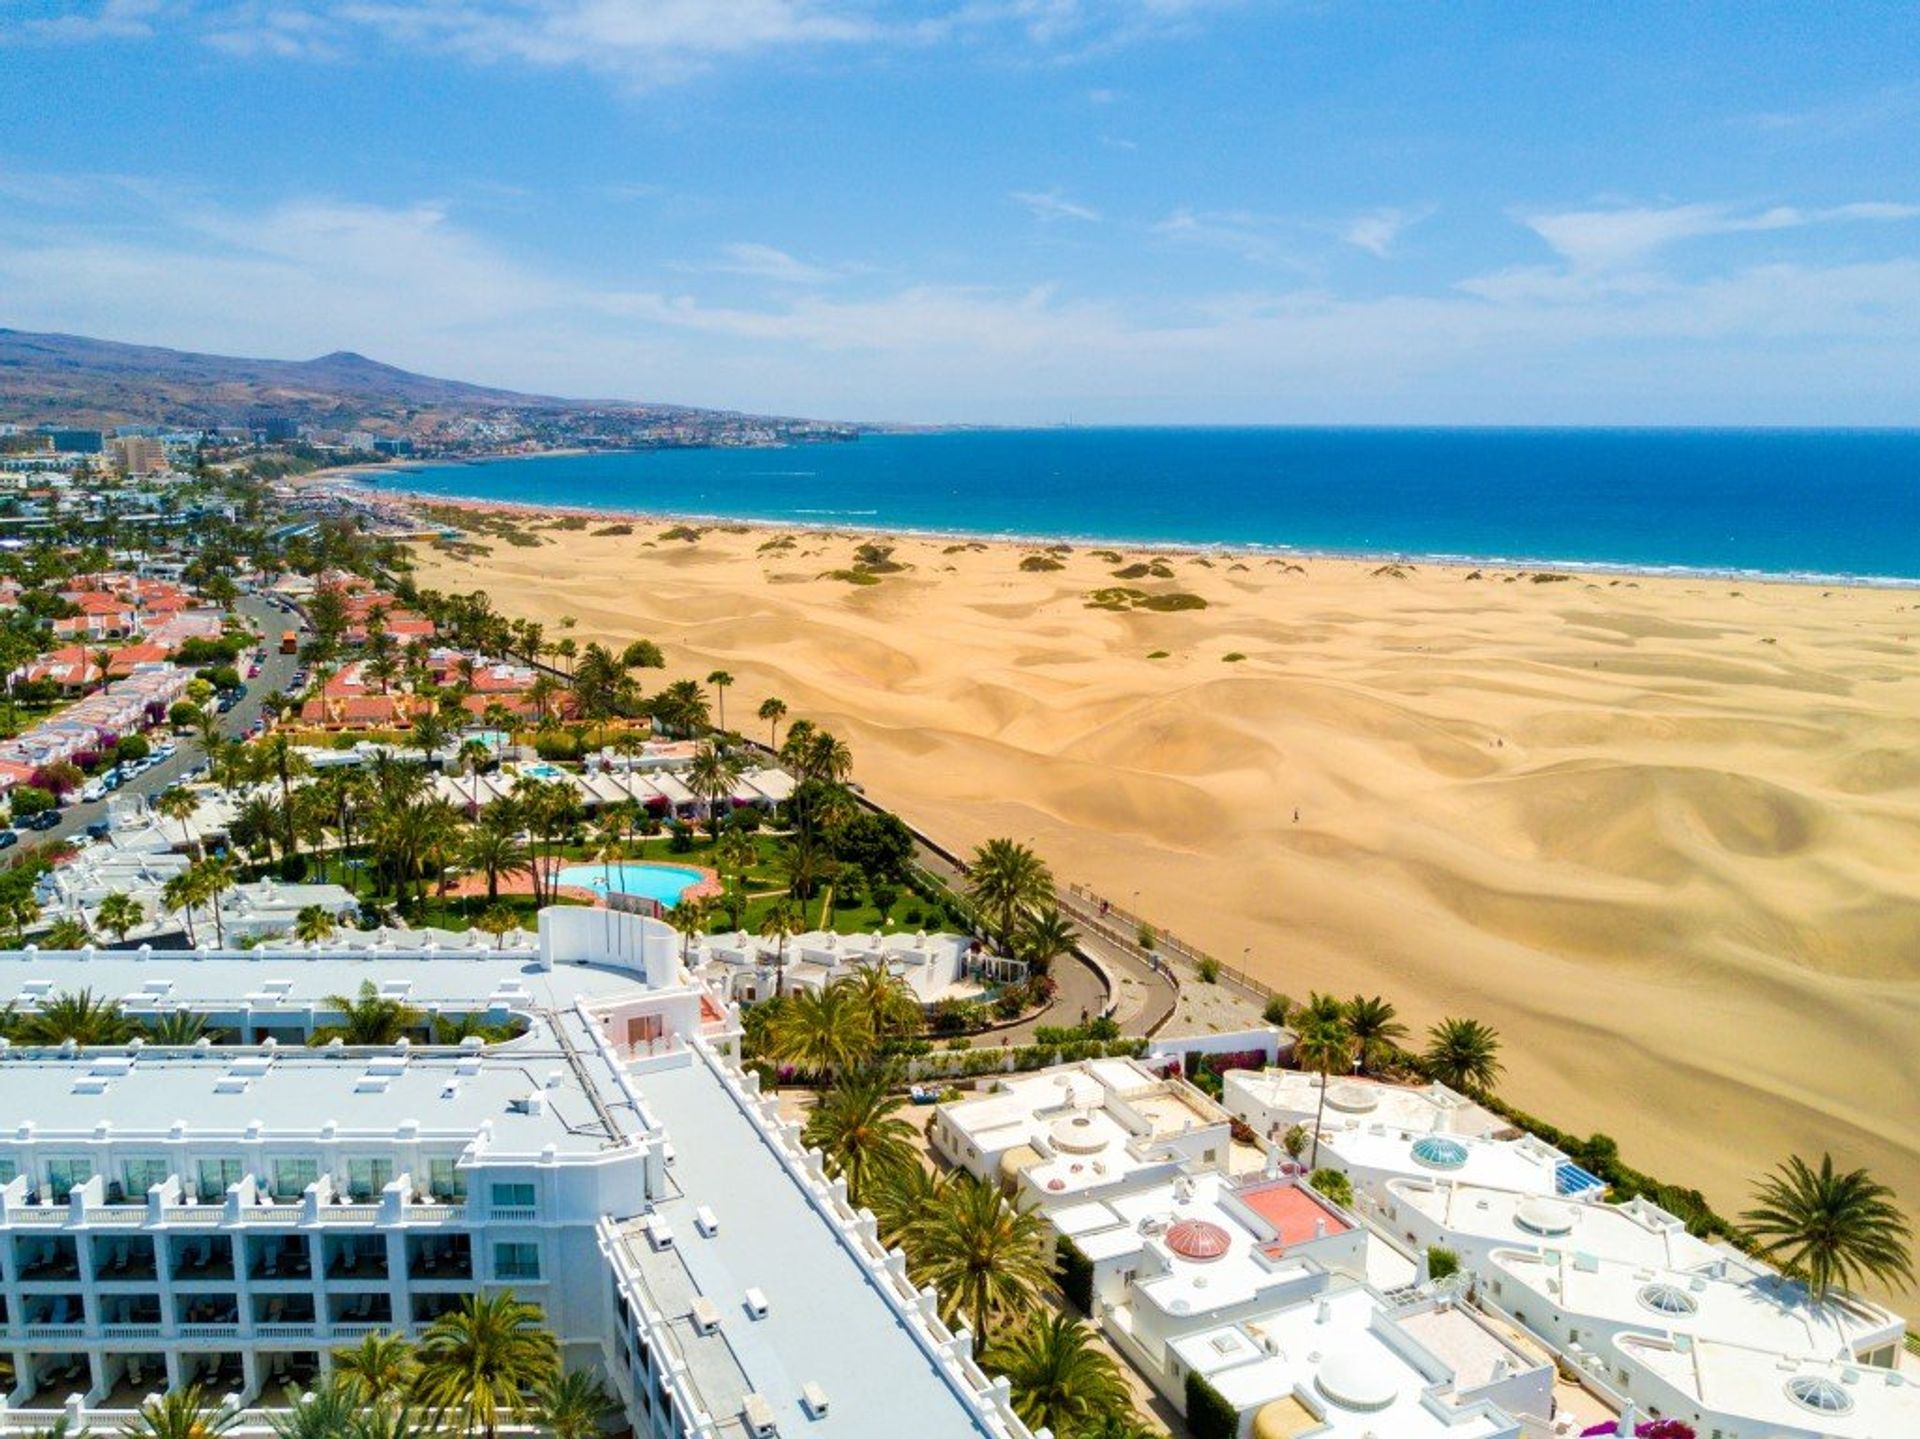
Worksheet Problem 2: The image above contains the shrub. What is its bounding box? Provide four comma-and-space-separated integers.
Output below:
1196, 955, 1220, 984
534, 734, 581, 761
1222, 651, 1247, 663
622, 639, 665, 669
115, 733, 151, 764
666, 821, 695, 853
8, 785, 55, 819
169, 701, 203, 728
1262, 994, 1291, 1026
1309, 1168, 1353, 1206
1019, 554, 1064, 572
1136, 923, 1156, 951
1426, 1245, 1461, 1281
1185, 1371, 1237, 1439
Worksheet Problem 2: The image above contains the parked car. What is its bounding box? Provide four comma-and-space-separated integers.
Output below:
80, 779, 108, 803
0, 830, 17, 850
85, 820, 111, 840
22, 810, 61, 831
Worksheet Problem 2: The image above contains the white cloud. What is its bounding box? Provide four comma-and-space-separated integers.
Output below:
1151, 207, 1305, 268
1343, 206, 1429, 259
9, 0, 160, 43
710, 242, 840, 285
1523, 200, 1920, 271
1012, 189, 1102, 223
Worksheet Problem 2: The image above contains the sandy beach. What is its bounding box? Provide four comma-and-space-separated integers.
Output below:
406, 511, 1920, 1303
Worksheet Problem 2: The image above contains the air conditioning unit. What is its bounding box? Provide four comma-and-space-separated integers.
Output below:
743, 1394, 777, 1437
744, 1288, 769, 1319
801, 1383, 829, 1419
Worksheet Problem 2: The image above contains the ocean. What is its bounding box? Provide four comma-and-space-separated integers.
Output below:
374, 427, 1920, 583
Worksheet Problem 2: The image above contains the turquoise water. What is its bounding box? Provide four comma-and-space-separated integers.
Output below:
555, 862, 705, 906
372, 427, 1920, 582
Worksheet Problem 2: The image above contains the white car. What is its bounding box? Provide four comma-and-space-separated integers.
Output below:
80, 779, 108, 802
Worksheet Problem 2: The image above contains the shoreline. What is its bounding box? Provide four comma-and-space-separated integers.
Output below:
333, 472, 1920, 593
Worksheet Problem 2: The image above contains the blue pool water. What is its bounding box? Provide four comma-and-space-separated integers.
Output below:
373, 427, 1920, 582
555, 862, 705, 906
521, 761, 566, 779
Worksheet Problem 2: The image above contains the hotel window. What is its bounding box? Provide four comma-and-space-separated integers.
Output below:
491, 1182, 536, 1209
46, 1157, 94, 1201
428, 1158, 467, 1202
271, 1158, 319, 1201
346, 1158, 394, 1201
123, 1158, 171, 1196
0, 1157, 19, 1184
197, 1157, 245, 1202
494, 1242, 541, 1280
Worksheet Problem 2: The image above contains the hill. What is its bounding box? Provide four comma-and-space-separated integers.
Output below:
0, 327, 713, 429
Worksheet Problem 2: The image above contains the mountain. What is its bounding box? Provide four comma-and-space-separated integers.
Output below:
0, 327, 697, 429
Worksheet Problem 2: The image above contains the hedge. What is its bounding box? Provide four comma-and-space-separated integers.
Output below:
1055, 1235, 1093, 1313
1185, 1371, 1237, 1439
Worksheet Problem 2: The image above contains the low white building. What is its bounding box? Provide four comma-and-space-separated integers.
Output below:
693, 927, 1019, 1006
931, 1057, 1233, 1200
1611, 1334, 1920, 1439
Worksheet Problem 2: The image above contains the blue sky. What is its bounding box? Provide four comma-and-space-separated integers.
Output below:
2, 2, 1918, 424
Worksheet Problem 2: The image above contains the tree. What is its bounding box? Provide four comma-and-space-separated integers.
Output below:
293, 904, 338, 943
14, 988, 141, 1045
464, 822, 530, 905
706, 669, 735, 732
687, 742, 742, 837
189, 854, 238, 946
97, 890, 144, 944
476, 903, 521, 950
533, 1369, 614, 1439
803, 1067, 918, 1205
155, 785, 203, 856
910, 1174, 1053, 1346
757, 900, 804, 997
1293, 1014, 1357, 1169
414, 1292, 559, 1439
42, 916, 91, 949
1016, 906, 1080, 976
331, 1331, 419, 1407
1343, 994, 1408, 1072
144, 1010, 210, 1045
316, 980, 422, 1045
163, 869, 204, 947
982, 1312, 1132, 1439
767, 980, 876, 1080
757, 695, 788, 748
665, 895, 715, 964
867, 1157, 945, 1252
621, 638, 664, 670
967, 838, 1053, 952
121, 1384, 239, 1439
1422, 1016, 1504, 1094
841, 961, 922, 1043
268, 1379, 360, 1439
1741, 1153, 1913, 1302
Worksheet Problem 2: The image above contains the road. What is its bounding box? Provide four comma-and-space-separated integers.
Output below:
18, 593, 304, 856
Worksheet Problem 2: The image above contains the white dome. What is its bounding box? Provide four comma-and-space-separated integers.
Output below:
1316, 1350, 1396, 1412
1515, 1199, 1575, 1237
1325, 1084, 1378, 1114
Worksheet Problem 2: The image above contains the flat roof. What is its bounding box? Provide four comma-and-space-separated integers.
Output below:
1619, 1334, 1920, 1437
1321, 1127, 1562, 1195
1389, 1180, 1726, 1270
1238, 1179, 1351, 1247
1491, 1248, 1900, 1356
1227, 1071, 1505, 1140
631, 1052, 1001, 1439
1166, 1285, 1509, 1439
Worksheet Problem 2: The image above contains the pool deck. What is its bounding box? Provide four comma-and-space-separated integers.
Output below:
447, 862, 723, 908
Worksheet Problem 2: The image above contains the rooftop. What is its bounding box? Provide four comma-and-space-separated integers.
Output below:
1618, 1334, 1920, 1438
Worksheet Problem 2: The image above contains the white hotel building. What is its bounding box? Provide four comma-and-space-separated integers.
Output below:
0, 910, 1040, 1439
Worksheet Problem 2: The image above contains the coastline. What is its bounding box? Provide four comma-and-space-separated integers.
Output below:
333, 471, 1920, 592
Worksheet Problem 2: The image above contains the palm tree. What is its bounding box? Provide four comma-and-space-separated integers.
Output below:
293, 904, 338, 943
476, 903, 522, 950
757, 695, 788, 748
96, 890, 143, 945
143, 1010, 210, 1045
687, 741, 741, 838
665, 895, 715, 964
267, 1379, 360, 1439
841, 962, 922, 1042
768, 980, 876, 1080
414, 1292, 559, 1439
706, 669, 735, 732
533, 1368, 614, 1439
1741, 1153, 1913, 1302
331, 1331, 418, 1407
868, 1159, 945, 1251
189, 854, 238, 947
716, 828, 758, 928
155, 785, 202, 856
967, 838, 1054, 952
15, 988, 141, 1045
1343, 994, 1408, 1072
316, 980, 422, 1045
1423, 1016, 1504, 1095
163, 869, 204, 947
456, 738, 492, 816
981, 1312, 1132, 1438
1015, 906, 1080, 976
464, 820, 530, 905
910, 1174, 1053, 1346
803, 1067, 918, 1205
1292, 1014, 1357, 1169
42, 916, 91, 949
120, 1385, 238, 1439
757, 899, 805, 998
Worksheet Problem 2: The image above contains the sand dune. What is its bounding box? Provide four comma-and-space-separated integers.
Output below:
410, 519, 1920, 1309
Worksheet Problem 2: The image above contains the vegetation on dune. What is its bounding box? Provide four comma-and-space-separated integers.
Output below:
1741, 1153, 1913, 1301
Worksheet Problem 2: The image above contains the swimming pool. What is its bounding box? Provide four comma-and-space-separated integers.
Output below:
521, 761, 566, 779
554, 862, 706, 907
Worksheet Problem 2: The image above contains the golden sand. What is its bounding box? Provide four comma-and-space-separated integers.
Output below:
410, 516, 1920, 1299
